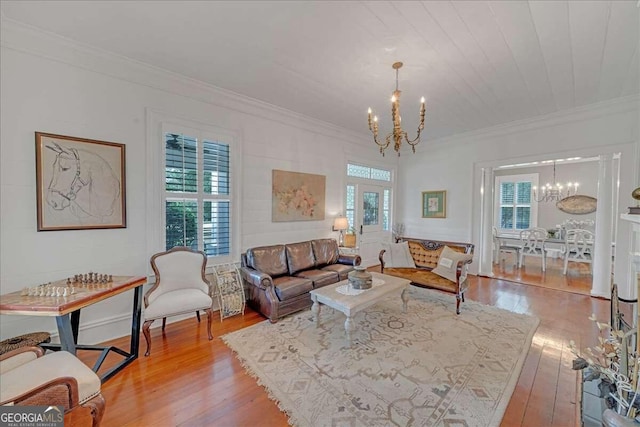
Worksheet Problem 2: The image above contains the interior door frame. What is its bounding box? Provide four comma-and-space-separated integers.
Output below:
473, 145, 633, 299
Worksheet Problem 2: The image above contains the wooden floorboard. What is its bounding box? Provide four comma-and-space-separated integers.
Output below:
69, 274, 625, 427
492, 255, 593, 296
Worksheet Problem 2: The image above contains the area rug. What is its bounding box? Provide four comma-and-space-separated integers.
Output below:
222, 287, 539, 427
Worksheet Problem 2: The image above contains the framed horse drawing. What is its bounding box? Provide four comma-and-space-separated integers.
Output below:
35, 132, 126, 231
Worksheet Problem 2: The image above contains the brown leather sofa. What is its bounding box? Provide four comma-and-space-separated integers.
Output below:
379, 237, 474, 314
241, 238, 361, 323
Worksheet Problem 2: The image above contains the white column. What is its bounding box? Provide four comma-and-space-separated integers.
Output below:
479, 167, 495, 277
592, 154, 614, 298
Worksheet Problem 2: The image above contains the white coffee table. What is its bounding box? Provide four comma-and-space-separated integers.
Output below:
309, 272, 410, 345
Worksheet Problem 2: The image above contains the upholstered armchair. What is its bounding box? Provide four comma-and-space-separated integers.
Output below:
143, 247, 214, 356
0, 346, 105, 427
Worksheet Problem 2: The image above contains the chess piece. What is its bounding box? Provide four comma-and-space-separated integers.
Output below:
66, 278, 71, 285
108, 275, 113, 282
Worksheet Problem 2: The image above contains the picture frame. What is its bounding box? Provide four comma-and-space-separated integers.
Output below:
35, 132, 126, 231
272, 169, 326, 222
422, 190, 446, 219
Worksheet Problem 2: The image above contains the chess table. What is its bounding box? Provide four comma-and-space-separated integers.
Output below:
0, 275, 146, 382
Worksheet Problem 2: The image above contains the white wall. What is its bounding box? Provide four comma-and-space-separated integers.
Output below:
0, 20, 395, 342
494, 160, 600, 229
396, 96, 639, 295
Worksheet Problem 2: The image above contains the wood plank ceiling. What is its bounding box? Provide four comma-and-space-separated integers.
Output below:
1, 1, 638, 141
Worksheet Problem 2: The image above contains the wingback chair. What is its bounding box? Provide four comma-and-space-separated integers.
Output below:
0, 346, 105, 427
143, 247, 214, 356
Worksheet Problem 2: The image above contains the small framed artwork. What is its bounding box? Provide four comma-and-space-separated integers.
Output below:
36, 132, 126, 231
422, 190, 446, 218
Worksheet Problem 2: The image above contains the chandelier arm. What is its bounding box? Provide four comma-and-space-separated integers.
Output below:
372, 129, 392, 154
404, 128, 422, 145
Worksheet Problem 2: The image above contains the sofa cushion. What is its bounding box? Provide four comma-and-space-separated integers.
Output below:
321, 263, 354, 280
296, 269, 338, 288
272, 276, 313, 301
432, 246, 474, 283
286, 241, 316, 274
384, 268, 460, 293
246, 245, 288, 277
382, 241, 416, 268
311, 239, 339, 266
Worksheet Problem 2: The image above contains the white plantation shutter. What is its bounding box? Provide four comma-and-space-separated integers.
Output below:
164, 132, 232, 258
495, 174, 538, 232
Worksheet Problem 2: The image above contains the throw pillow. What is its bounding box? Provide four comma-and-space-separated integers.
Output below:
432, 246, 473, 282
382, 241, 416, 268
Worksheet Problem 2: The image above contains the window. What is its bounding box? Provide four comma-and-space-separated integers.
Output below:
164, 131, 232, 258
345, 184, 355, 232
383, 189, 390, 231
495, 173, 538, 233
347, 163, 391, 182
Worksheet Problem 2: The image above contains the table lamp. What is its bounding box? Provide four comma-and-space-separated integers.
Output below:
333, 217, 349, 246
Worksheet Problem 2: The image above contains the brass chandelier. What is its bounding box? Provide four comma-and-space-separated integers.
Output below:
367, 62, 425, 156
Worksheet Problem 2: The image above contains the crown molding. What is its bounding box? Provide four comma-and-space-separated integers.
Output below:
0, 16, 372, 146
419, 94, 639, 150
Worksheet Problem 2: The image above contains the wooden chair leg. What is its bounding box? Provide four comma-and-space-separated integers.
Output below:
205, 308, 214, 340
196, 311, 201, 323
83, 393, 106, 427
162, 318, 166, 331
142, 320, 154, 357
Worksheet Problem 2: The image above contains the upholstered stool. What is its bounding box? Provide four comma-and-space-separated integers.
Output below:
0, 332, 51, 355
0, 347, 105, 427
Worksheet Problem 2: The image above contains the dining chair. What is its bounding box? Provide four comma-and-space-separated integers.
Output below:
492, 227, 520, 267
518, 227, 549, 272
143, 247, 214, 356
563, 229, 594, 275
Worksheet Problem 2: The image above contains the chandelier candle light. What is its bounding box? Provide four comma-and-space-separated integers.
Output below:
532, 161, 579, 203
367, 62, 425, 156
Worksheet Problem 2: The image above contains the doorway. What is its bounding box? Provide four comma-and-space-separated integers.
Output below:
491, 158, 599, 295
475, 151, 623, 297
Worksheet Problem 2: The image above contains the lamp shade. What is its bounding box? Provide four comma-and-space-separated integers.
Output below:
333, 217, 349, 231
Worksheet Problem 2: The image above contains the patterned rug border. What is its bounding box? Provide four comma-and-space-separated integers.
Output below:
222, 288, 540, 427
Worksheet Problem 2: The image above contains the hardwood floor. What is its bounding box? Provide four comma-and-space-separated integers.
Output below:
70, 276, 628, 427
492, 254, 593, 296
